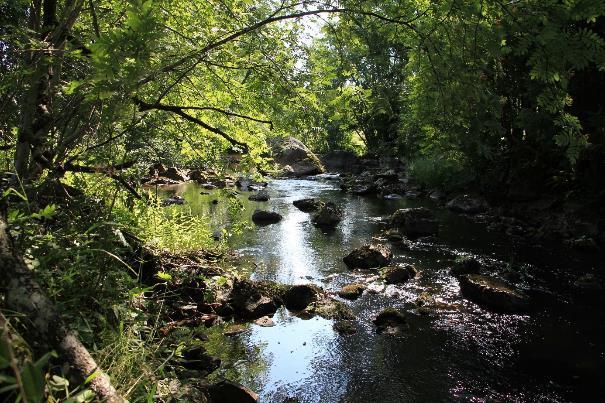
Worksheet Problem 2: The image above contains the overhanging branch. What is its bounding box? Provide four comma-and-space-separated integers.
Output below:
133, 98, 250, 153
137, 7, 423, 87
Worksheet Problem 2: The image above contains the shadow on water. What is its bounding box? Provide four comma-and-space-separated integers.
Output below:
159, 178, 605, 402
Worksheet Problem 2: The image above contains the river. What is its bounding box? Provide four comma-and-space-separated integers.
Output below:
159, 177, 604, 402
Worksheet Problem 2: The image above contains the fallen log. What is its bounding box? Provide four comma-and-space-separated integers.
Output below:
0, 216, 124, 402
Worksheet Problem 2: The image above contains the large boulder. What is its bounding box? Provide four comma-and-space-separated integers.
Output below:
320, 150, 360, 172
147, 164, 189, 182
343, 244, 392, 269
251, 209, 282, 225
390, 207, 438, 237
446, 194, 488, 214
163, 166, 189, 182
312, 202, 343, 228
458, 274, 528, 313
273, 137, 325, 177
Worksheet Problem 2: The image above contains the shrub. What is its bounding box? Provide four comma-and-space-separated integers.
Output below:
408, 155, 474, 190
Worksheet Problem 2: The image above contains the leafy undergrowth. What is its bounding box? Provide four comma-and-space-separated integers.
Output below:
1, 182, 247, 402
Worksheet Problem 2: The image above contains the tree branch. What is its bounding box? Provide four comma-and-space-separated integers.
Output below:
137, 7, 423, 87
133, 98, 250, 153
161, 105, 272, 128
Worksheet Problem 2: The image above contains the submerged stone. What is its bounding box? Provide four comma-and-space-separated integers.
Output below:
223, 324, 248, 336
248, 191, 270, 202
373, 308, 409, 336
179, 346, 221, 374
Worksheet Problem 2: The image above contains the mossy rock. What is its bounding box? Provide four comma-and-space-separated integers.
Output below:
306, 298, 354, 320
337, 283, 366, 300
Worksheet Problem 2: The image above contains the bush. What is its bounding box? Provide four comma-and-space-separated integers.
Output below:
408, 155, 474, 190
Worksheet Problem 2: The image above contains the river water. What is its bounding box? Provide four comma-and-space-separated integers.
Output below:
160, 177, 604, 402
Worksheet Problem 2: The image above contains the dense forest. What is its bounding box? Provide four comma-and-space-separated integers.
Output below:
1, 0, 604, 402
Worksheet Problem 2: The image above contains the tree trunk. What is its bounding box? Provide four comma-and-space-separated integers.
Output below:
0, 216, 124, 402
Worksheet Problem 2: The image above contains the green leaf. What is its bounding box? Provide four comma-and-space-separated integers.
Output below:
33, 350, 57, 372
64, 389, 95, 403
84, 370, 101, 384
155, 271, 172, 281
0, 374, 17, 384
0, 383, 19, 394
21, 362, 45, 403
0, 338, 11, 369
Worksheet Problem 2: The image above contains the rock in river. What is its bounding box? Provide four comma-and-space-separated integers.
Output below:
337, 283, 366, 300
254, 316, 276, 327
382, 264, 417, 284
450, 256, 482, 277
273, 136, 324, 177
458, 274, 528, 313
283, 284, 322, 311
343, 243, 392, 269
390, 207, 438, 237
446, 194, 488, 214
162, 196, 186, 206
373, 308, 409, 336
312, 201, 343, 228
248, 191, 270, 202
293, 198, 323, 212
251, 209, 282, 225
244, 295, 278, 318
